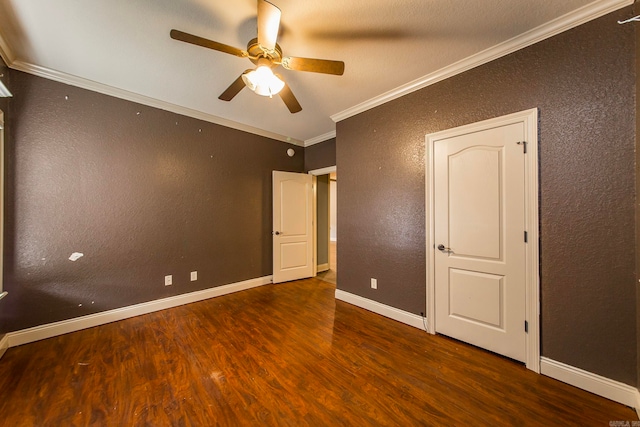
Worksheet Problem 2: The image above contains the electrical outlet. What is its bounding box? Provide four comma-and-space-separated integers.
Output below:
165, 275, 173, 286
371, 278, 377, 289
190, 271, 197, 281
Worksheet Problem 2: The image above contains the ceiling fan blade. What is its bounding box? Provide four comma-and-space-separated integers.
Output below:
218, 71, 251, 101
278, 81, 302, 114
170, 29, 247, 58
257, 0, 281, 51
281, 57, 345, 76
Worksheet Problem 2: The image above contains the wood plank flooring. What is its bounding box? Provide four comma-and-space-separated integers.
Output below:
0, 278, 636, 426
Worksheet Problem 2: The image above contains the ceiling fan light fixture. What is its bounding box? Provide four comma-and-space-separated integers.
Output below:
242, 65, 285, 97
172, 0, 344, 113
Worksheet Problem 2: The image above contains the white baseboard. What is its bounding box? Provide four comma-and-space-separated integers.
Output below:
317, 263, 329, 272
0, 334, 8, 359
6, 275, 272, 348
335, 289, 426, 330
540, 357, 638, 409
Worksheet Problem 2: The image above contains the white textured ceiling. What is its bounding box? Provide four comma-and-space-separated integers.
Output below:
0, 0, 631, 144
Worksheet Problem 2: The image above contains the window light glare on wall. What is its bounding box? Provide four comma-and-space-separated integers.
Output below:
0, 79, 12, 97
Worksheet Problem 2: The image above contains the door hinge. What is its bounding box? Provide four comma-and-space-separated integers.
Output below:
525, 320, 528, 333
517, 140, 527, 154
524, 231, 528, 243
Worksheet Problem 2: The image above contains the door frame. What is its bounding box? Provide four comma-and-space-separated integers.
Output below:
0, 110, 4, 296
308, 166, 336, 276
425, 108, 540, 373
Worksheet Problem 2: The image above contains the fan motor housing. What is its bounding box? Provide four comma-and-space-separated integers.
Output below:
246, 38, 282, 66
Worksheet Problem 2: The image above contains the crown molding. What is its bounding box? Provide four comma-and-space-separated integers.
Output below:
0, 29, 15, 66
1, 0, 631, 139
331, 0, 633, 123
0, 28, 14, 98
304, 130, 336, 147
5, 59, 305, 146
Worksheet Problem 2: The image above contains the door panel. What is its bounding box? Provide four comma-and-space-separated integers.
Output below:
280, 242, 308, 269
434, 122, 526, 362
449, 147, 502, 260
281, 180, 307, 235
449, 269, 503, 329
273, 171, 314, 283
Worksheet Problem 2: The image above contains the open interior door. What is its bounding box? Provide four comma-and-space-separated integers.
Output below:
273, 171, 314, 283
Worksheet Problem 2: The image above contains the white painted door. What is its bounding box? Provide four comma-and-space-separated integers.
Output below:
273, 171, 314, 283
434, 122, 526, 362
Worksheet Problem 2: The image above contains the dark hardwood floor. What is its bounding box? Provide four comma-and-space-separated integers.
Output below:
0, 278, 635, 426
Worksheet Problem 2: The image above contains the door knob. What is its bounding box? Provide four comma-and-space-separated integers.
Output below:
437, 244, 451, 251
273, 231, 281, 235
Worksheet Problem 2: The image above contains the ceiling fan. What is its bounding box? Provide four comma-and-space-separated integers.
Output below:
170, 0, 345, 114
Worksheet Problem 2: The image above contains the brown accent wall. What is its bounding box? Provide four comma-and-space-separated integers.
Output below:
0, 69, 303, 332
337, 7, 637, 385
304, 138, 336, 172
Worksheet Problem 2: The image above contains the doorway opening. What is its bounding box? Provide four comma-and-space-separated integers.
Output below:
309, 166, 336, 285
